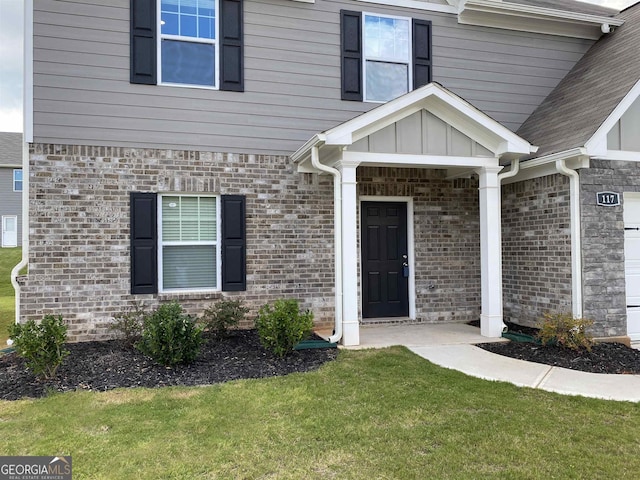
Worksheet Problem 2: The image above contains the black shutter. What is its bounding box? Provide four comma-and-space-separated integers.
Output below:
341, 10, 363, 101
220, 0, 244, 92
130, 192, 157, 294
412, 19, 432, 89
130, 0, 157, 85
221, 195, 246, 291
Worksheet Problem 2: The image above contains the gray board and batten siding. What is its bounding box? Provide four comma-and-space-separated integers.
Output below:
32, 0, 594, 155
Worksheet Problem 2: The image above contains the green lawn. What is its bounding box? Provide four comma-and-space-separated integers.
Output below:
1, 347, 639, 479
0, 247, 22, 346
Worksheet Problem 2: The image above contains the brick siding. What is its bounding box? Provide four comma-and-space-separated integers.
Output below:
501, 174, 572, 327
23, 144, 335, 342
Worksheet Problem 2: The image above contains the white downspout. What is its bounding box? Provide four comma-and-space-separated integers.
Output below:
555, 159, 583, 318
310, 144, 343, 344
10, 1, 32, 331
10, 139, 29, 329
498, 159, 519, 183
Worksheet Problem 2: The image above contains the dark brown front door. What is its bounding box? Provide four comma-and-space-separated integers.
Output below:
361, 202, 409, 318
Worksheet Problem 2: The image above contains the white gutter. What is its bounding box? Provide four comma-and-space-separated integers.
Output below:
310, 143, 343, 344
555, 159, 583, 319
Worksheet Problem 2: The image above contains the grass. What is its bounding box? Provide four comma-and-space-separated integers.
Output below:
1, 347, 640, 479
0, 247, 22, 346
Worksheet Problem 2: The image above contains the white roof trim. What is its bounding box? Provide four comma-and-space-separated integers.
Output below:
322, 83, 534, 156
459, 0, 623, 40
354, 0, 457, 14
585, 79, 640, 156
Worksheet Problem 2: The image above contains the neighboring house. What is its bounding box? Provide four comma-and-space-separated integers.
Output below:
0, 132, 23, 248
19, 0, 638, 344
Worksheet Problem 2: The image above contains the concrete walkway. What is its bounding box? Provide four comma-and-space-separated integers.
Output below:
345, 323, 640, 402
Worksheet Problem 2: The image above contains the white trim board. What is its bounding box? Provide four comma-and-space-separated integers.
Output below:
355, 0, 457, 14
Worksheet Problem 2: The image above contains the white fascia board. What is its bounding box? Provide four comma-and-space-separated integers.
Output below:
354, 0, 457, 14
460, 0, 623, 40
291, 134, 325, 163
424, 92, 533, 155
325, 83, 533, 157
594, 151, 640, 162
324, 84, 440, 145
501, 148, 589, 184
343, 151, 497, 169
585, 79, 640, 155
288, 0, 314, 3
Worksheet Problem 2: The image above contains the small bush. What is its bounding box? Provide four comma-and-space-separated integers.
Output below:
201, 299, 249, 339
536, 312, 594, 351
109, 302, 146, 348
136, 302, 203, 366
255, 299, 313, 358
9, 315, 69, 379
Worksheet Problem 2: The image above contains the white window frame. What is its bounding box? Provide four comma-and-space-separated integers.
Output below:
362, 12, 413, 104
13, 169, 22, 192
158, 194, 221, 293
157, 0, 220, 89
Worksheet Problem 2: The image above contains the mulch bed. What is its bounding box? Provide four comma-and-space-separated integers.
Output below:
0, 330, 338, 401
473, 321, 640, 375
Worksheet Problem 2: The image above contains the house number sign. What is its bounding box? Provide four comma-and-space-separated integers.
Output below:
596, 192, 620, 206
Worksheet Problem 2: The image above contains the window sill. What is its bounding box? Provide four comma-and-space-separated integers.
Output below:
158, 290, 223, 302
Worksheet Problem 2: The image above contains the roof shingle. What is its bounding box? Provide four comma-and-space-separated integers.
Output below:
516, 2, 640, 157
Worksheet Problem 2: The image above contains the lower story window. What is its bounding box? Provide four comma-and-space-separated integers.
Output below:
159, 195, 219, 291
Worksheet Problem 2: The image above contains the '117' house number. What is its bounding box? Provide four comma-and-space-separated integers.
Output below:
596, 192, 620, 206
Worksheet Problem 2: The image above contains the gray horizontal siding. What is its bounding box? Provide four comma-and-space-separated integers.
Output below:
0, 132, 22, 166
0, 168, 23, 246
32, 0, 594, 155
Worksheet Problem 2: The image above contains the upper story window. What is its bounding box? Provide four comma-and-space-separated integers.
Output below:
159, 0, 219, 87
340, 10, 431, 104
363, 14, 411, 102
13, 169, 22, 192
131, 0, 243, 91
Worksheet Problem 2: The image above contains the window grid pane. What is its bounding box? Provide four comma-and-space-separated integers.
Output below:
161, 0, 216, 39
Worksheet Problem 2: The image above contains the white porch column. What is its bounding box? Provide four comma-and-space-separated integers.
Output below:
476, 166, 506, 337
337, 160, 360, 346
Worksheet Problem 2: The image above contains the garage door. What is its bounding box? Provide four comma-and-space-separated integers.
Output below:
624, 193, 640, 340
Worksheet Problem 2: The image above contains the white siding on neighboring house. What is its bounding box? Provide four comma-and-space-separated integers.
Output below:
31, 0, 594, 155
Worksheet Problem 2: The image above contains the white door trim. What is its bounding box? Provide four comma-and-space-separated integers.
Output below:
359, 196, 416, 320
624, 192, 640, 341
2, 215, 18, 248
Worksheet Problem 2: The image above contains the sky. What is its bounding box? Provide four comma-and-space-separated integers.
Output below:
0, 0, 638, 133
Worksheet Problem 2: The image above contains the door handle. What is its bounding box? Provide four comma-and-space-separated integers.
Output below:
402, 255, 409, 278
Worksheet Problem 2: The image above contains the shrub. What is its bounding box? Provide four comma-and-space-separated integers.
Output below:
536, 312, 594, 351
255, 299, 313, 358
109, 302, 146, 348
201, 299, 249, 339
9, 315, 69, 379
136, 302, 203, 366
